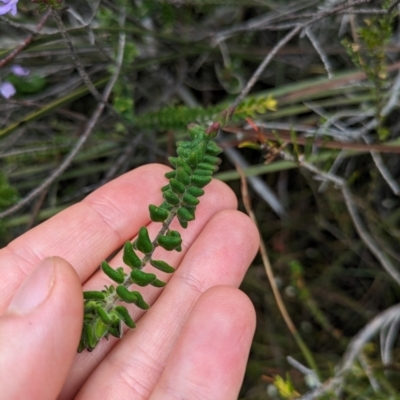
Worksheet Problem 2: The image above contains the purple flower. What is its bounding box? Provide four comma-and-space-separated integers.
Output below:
11, 65, 30, 76
0, 0, 18, 16
0, 82, 16, 99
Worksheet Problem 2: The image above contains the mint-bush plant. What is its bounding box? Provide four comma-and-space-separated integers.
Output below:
79, 124, 222, 352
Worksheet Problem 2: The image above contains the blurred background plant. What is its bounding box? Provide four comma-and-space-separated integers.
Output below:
2, 0, 400, 398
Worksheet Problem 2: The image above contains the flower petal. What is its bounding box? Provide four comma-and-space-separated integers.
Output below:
0, 0, 18, 16
11, 65, 30, 76
0, 82, 16, 99
0, 4, 12, 15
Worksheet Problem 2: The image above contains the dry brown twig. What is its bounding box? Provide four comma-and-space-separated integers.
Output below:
237, 163, 319, 375
0, 10, 52, 68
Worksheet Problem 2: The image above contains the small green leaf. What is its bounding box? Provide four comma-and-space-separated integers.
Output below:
175, 167, 190, 186
94, 319, 108, 340
161, 184, 171, 192
137, 227, 153, 254
168, 230, 181, 237
115, 306, 136, 329
178, 219, 188, 229
116, 285, 138, 303
108, 321, 122, 338
132, 291, 150, 310
84, 324, 98, 351
150, 259, 175, 273
197, 162, 217, 171
78, 339, 86, 353
194, 142, 206, 161
123, 241, 142, 269
177, 140, 191, 149
168, 156, 178, 167
96, 305, 112, 325
151, 279, 167, 287
163, 190, 180, 205
170, 178, 186, 194
177, 158, 192, 175
188, 124, 205, 139
83, 291, 105, 300
130, 269, 157, 286
83, 300, 98, 313
186, 186, 204, 197
148, 204, 169, 222
182, 193, 200, 206
157, 233, 182, 250
177, 206, 195, 222
191, 175, 212, 188
177, 147, 190, 158
193, 169, 213, 177
160, 201, 174, 211
206, 141, 222, 156
187, 151, 199, 169
164, 171, 176, 179
101, 261, 125, 284
202, 155, 220, 165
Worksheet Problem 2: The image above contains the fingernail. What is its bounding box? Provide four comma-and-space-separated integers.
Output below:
7, 258, 55, 315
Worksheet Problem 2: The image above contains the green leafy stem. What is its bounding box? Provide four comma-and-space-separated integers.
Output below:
78, 124, 222, 352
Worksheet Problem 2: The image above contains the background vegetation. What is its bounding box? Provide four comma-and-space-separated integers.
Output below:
1, 0, 400, 398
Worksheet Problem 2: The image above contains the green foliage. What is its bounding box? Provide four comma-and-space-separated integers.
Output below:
341, 3, 393, 140
273, 373, 300, 399
136, 227, 154, 254
157, 230, 182, 251
79, 125, 221, 352
132, 94, 277, 131
7, 74, 47, 95
0, 172, 19, 210
101, 261, 125, 284
122, 241, 142, 269
33, 0, 63, 12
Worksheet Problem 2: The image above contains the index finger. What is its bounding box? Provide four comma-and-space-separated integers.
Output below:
0, 164, 237, 311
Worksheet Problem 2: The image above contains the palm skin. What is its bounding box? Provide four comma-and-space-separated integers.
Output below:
0, 164, 259, 400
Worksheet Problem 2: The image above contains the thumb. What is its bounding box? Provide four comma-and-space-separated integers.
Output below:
0, 256, 83, 400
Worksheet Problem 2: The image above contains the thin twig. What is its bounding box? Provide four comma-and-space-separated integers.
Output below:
358, 352, 381, 392
25, 188, 49, 231
287, 356, 321, 388
387, 0, 400, 14
340, 303, 400, 373
304, 27, 333, 79
341, 186, 400, 285
0, 10, 52, 69
368, 151, 400, 195
381, 316, 400, 366
237, 164, 320, 377
0, 9, 127, 220
51, 8, 103, 103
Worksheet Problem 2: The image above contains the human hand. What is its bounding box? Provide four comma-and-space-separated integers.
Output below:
0, 164, 259, 399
